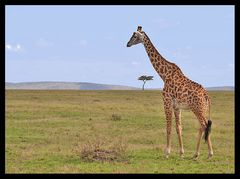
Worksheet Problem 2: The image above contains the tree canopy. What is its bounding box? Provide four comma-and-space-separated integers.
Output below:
138, 75, 154, 81
138, 75, 154, 90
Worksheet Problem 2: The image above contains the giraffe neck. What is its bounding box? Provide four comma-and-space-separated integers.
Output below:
142, 32, 183, 82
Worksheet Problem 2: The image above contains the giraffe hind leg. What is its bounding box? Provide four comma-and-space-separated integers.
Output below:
193, 128, 204, 159
192, 109, 213, 159
207, 135, 213, 159
206, 120, 213, 159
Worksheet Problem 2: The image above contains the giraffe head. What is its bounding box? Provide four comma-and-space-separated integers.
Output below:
127, 26, 145, 47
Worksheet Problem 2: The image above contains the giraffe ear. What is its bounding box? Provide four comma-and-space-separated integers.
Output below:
137, 26, 142, 32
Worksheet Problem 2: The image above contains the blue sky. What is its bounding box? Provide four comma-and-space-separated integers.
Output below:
6, 5, 234, 88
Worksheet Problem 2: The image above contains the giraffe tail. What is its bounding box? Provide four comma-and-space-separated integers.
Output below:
204, 95, 212, 142
204, 120, 212, 142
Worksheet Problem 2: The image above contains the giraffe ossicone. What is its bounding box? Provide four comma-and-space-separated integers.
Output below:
137, 26, 142, 32
127, 26, 213, 159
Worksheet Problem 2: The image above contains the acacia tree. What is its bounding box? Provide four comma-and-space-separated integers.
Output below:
138, 75, 153, 90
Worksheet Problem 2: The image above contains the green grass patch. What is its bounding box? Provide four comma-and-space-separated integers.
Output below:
6, 90, 234, 173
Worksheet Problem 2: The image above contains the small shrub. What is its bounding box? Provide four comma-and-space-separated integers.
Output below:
111, 114, 122, 121
73, 138, 128, 163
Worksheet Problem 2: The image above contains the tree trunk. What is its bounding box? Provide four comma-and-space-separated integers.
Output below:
142, 80, 146, 90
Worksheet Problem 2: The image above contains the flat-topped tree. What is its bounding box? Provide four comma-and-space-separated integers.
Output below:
138, 75, 153, 90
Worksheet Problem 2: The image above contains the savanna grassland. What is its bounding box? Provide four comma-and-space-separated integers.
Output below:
5, 90, 234, 173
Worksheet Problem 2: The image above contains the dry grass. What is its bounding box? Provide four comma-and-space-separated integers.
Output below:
73, 138, 127, 162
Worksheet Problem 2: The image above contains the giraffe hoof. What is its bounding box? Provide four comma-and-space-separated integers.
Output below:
207, 153, 213, 159
192, 154, 199, 160
180, 150, 184, 158
165, 148, 170, 159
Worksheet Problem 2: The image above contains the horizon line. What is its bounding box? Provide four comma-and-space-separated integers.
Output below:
5, 81, 235, 89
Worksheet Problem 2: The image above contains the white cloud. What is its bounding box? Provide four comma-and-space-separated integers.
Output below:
104, 36, 115, 41
228, 63, 234, 70
6, 44, 24, 52
36, 38, 54, 47
169, 49, 189, 60
6, 44, 12, 50
16, 44, 21, 50
226, 12, 234, 19
151, 18, 181, 29
131, 61, 141, 67
185, 45, 192, 50
165, 45, 192, 61
79, 40, 87, 46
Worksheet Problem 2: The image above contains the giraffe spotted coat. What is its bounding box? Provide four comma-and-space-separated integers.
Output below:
127, 26, 213, 159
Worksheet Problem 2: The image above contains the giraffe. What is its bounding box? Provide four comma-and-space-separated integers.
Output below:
127, 26, 213, 159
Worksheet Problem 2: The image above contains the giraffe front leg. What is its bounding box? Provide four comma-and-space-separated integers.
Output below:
163, 98, 173, 158
174, 108, 184, 158
165, 117, 172, 158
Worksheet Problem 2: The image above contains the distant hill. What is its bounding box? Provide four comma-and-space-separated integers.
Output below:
5, 82, 234, 91
147, 86, 234, 91
205, 86, 234, 91
5, 82, 140, 90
